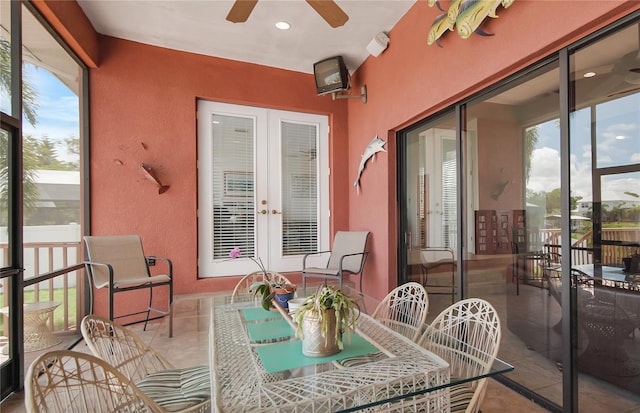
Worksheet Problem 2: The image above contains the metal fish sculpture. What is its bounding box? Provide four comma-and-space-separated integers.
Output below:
456, 0, 502, 39
354, 136, 387, 191
428, 13, 452, 47
140, 163, 170, 194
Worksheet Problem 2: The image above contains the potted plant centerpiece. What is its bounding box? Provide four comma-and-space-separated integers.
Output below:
294, 285, 358, 357
229, 247, 296, 310
251, 280, 296, 311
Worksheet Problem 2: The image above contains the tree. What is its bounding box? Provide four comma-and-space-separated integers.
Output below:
545, 188, 561, 214
603, 202, 625, 224
0, 39, 39, 125
0, 37, 40, 224
524, 126, 538, 184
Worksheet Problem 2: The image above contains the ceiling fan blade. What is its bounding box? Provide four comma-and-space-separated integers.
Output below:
305, 0, 349, 28
608, 86, 640, 98
226, 0, 259, 23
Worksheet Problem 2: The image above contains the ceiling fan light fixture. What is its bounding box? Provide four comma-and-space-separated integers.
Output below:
275, 21, 291, 30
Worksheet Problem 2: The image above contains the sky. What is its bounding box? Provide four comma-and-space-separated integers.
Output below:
528, 93, 640, 203
1, 62, 79, 164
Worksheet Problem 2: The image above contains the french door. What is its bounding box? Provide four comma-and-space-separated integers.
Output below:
197, 101, 329, 277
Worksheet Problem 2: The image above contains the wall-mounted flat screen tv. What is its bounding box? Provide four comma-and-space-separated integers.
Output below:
313, 55, 349, 95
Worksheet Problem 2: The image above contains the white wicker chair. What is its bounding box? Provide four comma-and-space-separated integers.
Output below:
372, 282, 429, 342
81, 315, 210, 412
417, 298, 501, 413
230, 271, 292, 303
25, 349, 163, 412
334, 282, 428, 369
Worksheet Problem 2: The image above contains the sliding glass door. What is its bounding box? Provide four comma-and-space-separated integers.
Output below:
398, 15, 640, 412
0, 114, 22, 400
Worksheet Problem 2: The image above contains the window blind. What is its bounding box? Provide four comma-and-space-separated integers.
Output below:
281, 121, 318, 255
211, 114, 256, 260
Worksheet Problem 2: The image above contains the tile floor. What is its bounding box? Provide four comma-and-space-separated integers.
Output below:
2, 291, 550, 412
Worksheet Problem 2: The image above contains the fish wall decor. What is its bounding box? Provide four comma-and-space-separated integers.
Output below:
427, 12, 453, 47
427, 0, 515, 46
354, 136, 387, 192
140, 163, 170, 194
427, 0, 445, 12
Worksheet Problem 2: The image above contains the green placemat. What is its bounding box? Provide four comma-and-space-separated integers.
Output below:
242, 307, 283, 322
255, 333, 379, 373
247, 319, 295, 342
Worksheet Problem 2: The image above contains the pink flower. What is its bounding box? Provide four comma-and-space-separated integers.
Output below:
229, 247, 267, 276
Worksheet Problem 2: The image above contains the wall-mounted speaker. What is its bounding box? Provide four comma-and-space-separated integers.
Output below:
366, 32, 390, 57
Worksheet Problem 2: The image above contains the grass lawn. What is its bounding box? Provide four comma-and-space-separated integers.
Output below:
0, 287, 77, 332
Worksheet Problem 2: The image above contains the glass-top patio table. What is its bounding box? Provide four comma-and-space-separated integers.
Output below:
208, 284, 513, 412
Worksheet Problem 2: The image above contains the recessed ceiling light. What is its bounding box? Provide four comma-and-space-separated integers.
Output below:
583, 72, 596, 78
615, 135, 626, 140
275, 21, 291, 30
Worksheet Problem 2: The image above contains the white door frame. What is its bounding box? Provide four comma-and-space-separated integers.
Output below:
197, 100, 329, 277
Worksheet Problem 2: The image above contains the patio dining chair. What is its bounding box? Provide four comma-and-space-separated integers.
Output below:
372, 282, 429, 342
417, 298, 501, 413
302, 231, 370, 291
334, 282, 428, 370
573, 271, 640, 377
420, 246, 457, 304
81, 315, 211, 412
83, 235, 174, 337
25, 349, 163, 413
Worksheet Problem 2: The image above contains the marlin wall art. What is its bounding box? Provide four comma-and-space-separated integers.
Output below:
354, 136, 387, 192
427, 0, 515, 47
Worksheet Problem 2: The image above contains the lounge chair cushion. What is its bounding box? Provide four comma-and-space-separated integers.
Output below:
136, 365, 210, 412
449, 381, 475, 412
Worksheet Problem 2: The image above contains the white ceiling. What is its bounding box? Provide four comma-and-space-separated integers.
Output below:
76, 0, 416, 74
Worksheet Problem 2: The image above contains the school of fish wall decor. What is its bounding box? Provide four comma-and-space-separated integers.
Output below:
427, 0, 516, 47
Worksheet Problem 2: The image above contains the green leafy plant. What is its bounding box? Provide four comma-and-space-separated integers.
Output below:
294, 285, 359, 349
229, 247, 296, 310
250, 282, 274, 311
249, 280, 296, 311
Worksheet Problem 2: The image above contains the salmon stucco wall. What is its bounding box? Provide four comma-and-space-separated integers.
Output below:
85, 36, 351, 318
344, 1, 639, 299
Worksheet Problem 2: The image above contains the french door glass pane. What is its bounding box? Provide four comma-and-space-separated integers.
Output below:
211, 114, 256, 259
281, 121, 318, 255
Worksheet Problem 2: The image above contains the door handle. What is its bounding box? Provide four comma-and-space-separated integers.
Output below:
257, 209, 268, 215
271, 210, 282, 215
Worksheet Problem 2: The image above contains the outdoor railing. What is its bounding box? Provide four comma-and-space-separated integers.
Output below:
543, 227, 639, 266
0, 241, 84, 338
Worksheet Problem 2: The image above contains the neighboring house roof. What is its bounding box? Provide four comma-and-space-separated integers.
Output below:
37, 183, 79, 202
34, 170, 80, 206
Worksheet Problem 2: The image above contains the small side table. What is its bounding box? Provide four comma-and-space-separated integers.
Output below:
0, 301, 62, 352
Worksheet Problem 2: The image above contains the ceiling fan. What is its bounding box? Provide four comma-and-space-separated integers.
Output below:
226, 0, 349, 28
585, 23, 640, 99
